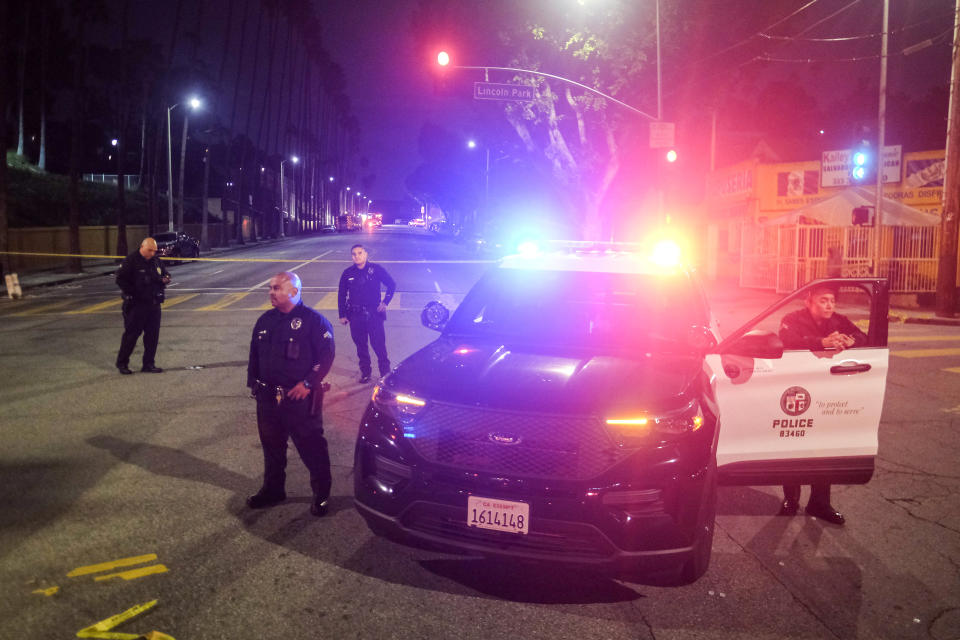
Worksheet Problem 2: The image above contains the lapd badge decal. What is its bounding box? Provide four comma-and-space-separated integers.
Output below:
780, 386, 811, 416
290, 317, 302, 330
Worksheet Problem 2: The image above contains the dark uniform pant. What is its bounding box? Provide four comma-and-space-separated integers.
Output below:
256, 393, 331, 500
116, 302, 162, 368
349, 310, 390, 377
783, 483, 831, 506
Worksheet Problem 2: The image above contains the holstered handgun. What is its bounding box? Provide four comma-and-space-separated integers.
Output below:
309, 382, 329, 417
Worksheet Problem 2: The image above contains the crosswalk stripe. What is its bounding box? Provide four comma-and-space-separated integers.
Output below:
66, 299, 122, 314
163, 293, 199, 307
196, 292, 251, 311
892, 347, 960, 358
9, 299, 75, 316
889, 335, 960, 343
311, 292, 339, 310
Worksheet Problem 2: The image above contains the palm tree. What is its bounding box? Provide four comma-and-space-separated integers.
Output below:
38, 0, 49, 171
0, 0, 11, 281
16, 5, 30, 157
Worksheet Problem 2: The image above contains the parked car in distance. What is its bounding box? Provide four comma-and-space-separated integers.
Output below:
321, 224, 338, 234
408, 218, 426, 227
154, 231, 200, 263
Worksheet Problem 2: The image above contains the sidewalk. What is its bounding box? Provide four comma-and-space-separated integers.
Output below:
6, 236, 290, 291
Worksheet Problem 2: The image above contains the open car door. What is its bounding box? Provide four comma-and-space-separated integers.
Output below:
706, 278, 889, 486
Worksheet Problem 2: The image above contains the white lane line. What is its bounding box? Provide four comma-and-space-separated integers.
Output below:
434, 281, 442, 293
426, 267, 432, 274
248, 250, 334, 291
210, 269, 224, 275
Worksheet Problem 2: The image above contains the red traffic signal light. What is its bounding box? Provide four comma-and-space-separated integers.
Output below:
437, 51, 450, 67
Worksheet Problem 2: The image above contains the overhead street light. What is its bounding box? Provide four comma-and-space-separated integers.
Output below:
166, 96, 202, 231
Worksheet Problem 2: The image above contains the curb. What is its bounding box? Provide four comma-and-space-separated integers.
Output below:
903, 316, 960, 327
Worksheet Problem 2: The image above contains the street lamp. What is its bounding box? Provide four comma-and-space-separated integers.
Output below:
280, 155, 299, 238
166, 96, 202, 231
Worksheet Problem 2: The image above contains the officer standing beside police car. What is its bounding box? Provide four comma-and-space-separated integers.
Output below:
247, 272, 336, 517
337, 244, 396, 383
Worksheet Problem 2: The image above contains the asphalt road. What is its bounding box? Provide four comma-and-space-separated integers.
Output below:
0, 226, 958, 640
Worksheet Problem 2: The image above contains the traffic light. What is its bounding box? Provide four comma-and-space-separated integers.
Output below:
665, 149, 677, 163
849, 142, 874, 183
437, 51, 450, 67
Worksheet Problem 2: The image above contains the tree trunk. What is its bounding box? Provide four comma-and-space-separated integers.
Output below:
67, 15, 87, 274
116, 0, 129, 258
16, 4, 30, 157
177, 113, 189, 229
0, 0, 10, 280
38, 0, 48, 170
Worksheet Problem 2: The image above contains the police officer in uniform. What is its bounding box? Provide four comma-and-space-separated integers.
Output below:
115, 237, 170, 374
777, 283, 867, 525
247, 272, 336, 517
337, 244, 396, 383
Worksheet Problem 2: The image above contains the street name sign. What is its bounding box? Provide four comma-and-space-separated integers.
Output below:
649, 121, 675, 149
473, 82, 534, 102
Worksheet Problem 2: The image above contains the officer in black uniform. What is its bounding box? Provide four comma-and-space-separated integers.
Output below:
777, 282, 867, 525
115, 237, 170, 374
337, 244, 396, 383
247, 271, 336, 517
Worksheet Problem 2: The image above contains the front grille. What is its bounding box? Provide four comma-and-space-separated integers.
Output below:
407, 402, 624, 480
402, 504, 613, 560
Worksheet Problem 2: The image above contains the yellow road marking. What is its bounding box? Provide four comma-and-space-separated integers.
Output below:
67, 553, 157, 578
196, 292, 251, 311
311, 292, 339, 310
32, 586, 59, 596
891, 348, 960, 358
9, 299, 75, 316
76, 599, 159, 639
162, 293, 199, 307
66, 299, 122, 315
889, 335, 960, 343
944, 367, 960, 374
93, 564, 168, 582
0, 250, 493, 264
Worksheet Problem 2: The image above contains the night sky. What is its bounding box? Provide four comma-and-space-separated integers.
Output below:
81, 0, 955, 203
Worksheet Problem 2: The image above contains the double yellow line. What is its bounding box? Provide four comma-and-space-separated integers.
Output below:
0, 250, 494, 264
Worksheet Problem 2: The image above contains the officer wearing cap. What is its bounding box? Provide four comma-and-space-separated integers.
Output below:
247, 272, 336, 517
337, 244, 396, 383
777, 282, 867, 525
115, 237, 171, 375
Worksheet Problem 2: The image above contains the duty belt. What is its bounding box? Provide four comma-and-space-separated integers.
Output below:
254, 381, 292, 405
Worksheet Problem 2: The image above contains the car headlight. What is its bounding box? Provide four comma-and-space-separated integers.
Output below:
372, 384, 427, 425
605, 399, 704, 445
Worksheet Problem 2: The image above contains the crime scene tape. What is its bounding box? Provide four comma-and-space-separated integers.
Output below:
0, 251, 495, 264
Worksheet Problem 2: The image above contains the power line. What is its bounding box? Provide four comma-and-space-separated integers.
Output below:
692, 0, 821, 65
758, 12, 955, 43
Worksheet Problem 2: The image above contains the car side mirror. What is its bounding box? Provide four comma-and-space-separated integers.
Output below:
421, 301, 450, 332
721, 330, 784, 359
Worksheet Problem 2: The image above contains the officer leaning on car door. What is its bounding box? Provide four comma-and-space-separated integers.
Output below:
247, 272, 336, 517
115, 237, 170, 375
337, 244, 396, 383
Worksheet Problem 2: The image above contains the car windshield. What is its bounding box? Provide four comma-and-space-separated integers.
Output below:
154, 232, 177, 242
446, 268, 709, 353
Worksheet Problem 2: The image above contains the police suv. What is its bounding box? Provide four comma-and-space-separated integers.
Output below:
352, 242, 889, 584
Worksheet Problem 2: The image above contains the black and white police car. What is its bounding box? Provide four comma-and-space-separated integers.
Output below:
353, 241, 889, 583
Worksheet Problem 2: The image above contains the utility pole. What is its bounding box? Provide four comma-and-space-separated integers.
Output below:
936, 0, 960, 317
873, 0, 889, 277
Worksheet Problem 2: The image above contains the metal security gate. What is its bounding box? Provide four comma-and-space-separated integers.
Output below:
740, 223, 940, 293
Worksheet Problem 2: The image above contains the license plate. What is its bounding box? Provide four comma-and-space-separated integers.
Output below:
467, 496, 529, 535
